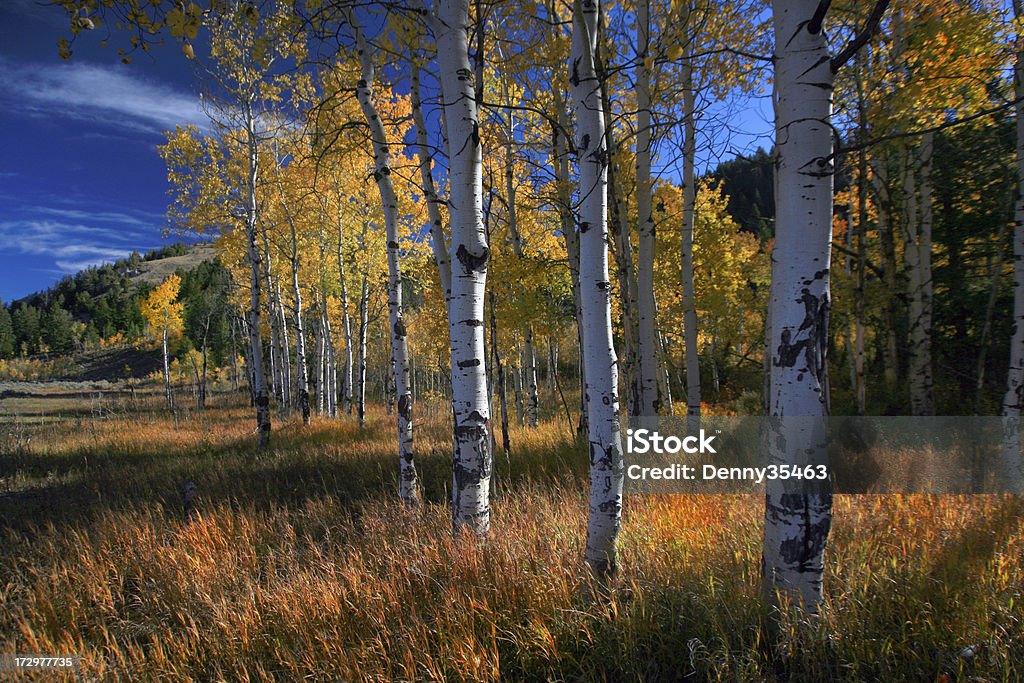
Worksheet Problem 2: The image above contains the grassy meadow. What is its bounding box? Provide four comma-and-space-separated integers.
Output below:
0, 388, 1022, 681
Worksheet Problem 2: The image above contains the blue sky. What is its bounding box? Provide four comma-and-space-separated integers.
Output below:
0, 0, 207, 303
0, 0, 775, 305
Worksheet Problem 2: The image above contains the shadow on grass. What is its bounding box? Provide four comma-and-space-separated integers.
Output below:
0, 407, 589, 537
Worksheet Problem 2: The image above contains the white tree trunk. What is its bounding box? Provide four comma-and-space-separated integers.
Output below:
571, 0, 624, 579
287, 224, 311, 424
635, 0, 659, 418
357, 272, 369, 429
762, 0, 834, 612
336, 195, 355, 415
434, 0, 492, 534
1004, 0, 1024, 493
353, 19, 418, 503
904, 137, 936, 416
678, 24, 701, 427
244, 102, 270, 447
162, 328, 171, 409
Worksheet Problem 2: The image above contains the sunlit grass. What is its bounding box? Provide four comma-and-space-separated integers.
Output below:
0, 395, 1021, 681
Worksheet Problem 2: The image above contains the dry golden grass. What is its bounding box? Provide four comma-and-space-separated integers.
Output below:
1, 395, 1022, 681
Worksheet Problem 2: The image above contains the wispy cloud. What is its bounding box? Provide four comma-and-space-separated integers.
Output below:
0, 57, 207, 135
0, 212, 158, 275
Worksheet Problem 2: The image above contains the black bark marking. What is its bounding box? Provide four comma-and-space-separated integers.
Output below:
393, 318, 406, 338
580, 221, 591, 234
776, 493, 833, 570
456, 244, 489, 274
398, 393, 411, 420
458, 359, 481, 368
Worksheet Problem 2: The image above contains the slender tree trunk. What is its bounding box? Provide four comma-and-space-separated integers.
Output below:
607, 143, 639, 417
554, 103, 588, 435
200, 341, 208, 411
275, 281, 291, 417
336, 196, 355, 415
871, 157, 900, 395
571, 0, 624, 580
762, 0, 834, 613
678, 18, 701, 426
598, 30, 638, 421
273, 181, 309, 423
162, 328, 171, 409
244, 101, 270, 447
357, 274, 369, 429
490, 291, 512, 455
904, 137, 935, 416
854, 65, 868, 415
411, 62, 453, 307
977, 220, 1008, 410
635, 0, 659, 418
316, 312, 326, 414
1003, 0, 1024, 492
434, 0, 492, 534
353, 18, 418, 504
503, 132, 540, 428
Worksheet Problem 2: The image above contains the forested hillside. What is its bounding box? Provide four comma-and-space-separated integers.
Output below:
0, 243, 221, 358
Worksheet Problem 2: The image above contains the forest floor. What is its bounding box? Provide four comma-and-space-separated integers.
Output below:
0, 389, 1022, 681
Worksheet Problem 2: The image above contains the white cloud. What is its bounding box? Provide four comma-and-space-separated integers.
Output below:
0, 57, 207, 135
0, 216, 156, 273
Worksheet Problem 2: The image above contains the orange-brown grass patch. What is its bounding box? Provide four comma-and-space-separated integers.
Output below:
0, 399, 1022, 681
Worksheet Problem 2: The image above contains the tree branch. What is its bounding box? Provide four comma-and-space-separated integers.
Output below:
808, 0, 832, 35
830, 0, 890, 73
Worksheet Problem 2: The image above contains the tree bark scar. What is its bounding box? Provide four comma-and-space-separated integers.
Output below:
457, 358, 481, 368
777, 493, 832, 569
398, 393, 411, 420
393, 318, 406, 338
456, 243, 489, 274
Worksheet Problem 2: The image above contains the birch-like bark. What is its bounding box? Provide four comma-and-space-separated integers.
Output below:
904, 137, 935, 416
315, 311, 325, 414
353, 18, 418, 503
678, 18, 700, 427
571, 0, 624, 579
1003, 0, 1024, 492
276, 282, 291, 416
762, 0, 834, 612
162, 328, 172, 409
357, 272, 368, 428
244, 99, 270, 447
635, 0, 659, 418
279, 184, 311, 424
434, 0, 492, 534
335, 191, 355, 415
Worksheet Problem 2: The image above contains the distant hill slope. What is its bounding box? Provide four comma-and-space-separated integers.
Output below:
15, 242, 217, 309
125, 243, 217, 289
2, 242, 223, 358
